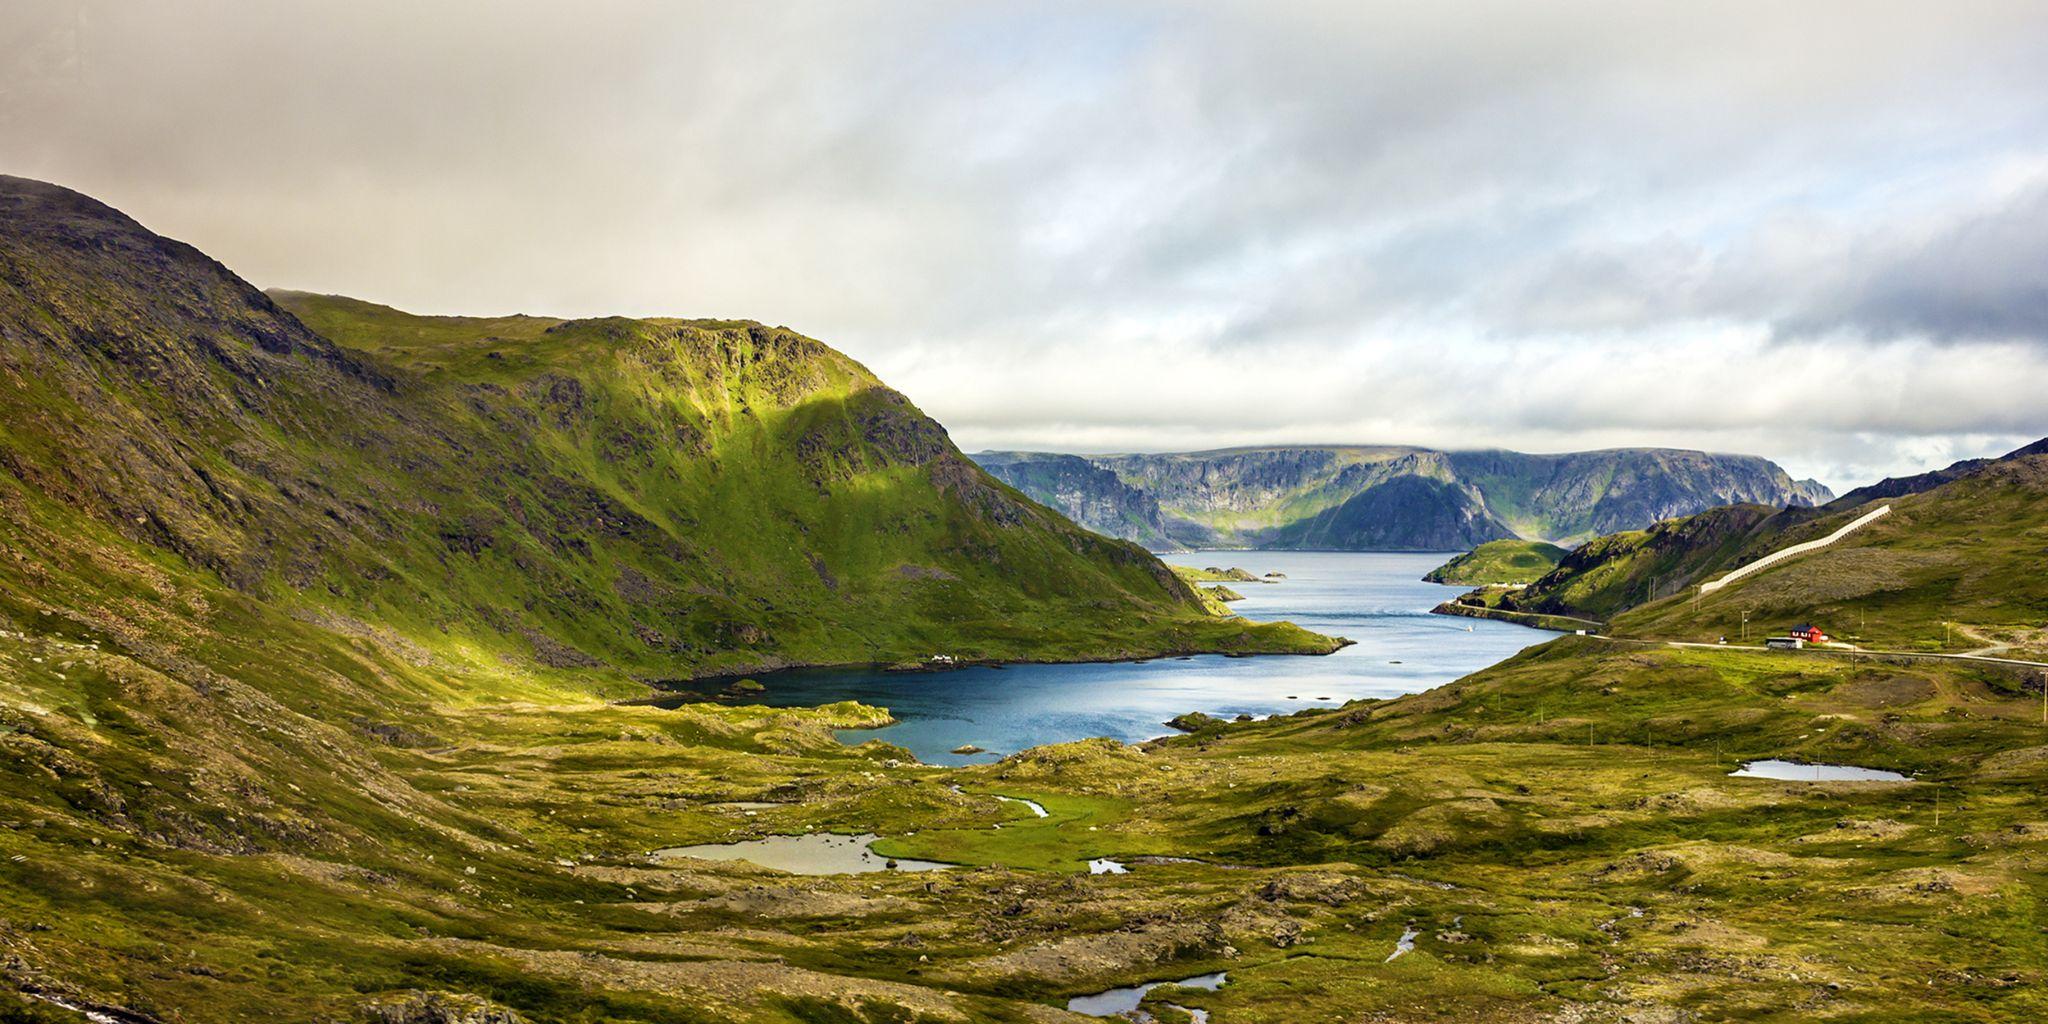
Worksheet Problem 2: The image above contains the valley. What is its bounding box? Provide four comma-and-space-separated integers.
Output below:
1, 176, 2045, 1024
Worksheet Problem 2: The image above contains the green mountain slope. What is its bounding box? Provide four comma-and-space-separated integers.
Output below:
1613, 452, 2048, 649
1495, 439, 2048, 650
1422, 539, 1569, 585
974, 445, 1830, 551
0, 176, 1333, 678
0, 175, 1346, 1023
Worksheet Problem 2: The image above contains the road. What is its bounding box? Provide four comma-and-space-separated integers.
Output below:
1596, 635, 2048, 672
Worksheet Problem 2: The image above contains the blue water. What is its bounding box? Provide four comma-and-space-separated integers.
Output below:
1730, 759, 1912, 782
686, 551, 1552, 765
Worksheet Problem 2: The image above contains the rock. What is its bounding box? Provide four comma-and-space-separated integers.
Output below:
361, 991, 529, 1024
1166, 711, 1223, 733
950, 744, 985, 755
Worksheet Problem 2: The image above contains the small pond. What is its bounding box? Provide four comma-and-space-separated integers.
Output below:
1068, 971, 1227, 1018
1386, 926, 1419, 961
995, 795, 1048, 818
1729, 759, 1912, 782
652, 832, 952, 874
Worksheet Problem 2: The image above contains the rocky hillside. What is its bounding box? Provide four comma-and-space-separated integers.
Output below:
974, 445, 1830, 551
967, 451, 1178, 550
0, 176, 1333, 681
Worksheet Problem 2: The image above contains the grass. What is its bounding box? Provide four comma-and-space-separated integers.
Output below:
5, 177, 2046, 1023
1422, 539, 1569, 586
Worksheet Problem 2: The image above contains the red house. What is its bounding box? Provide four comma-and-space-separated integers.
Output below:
1789, 624, 1830, 644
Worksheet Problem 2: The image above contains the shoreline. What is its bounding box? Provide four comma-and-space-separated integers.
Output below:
1430, 600, 1599, 634
616, 636, 1359, 706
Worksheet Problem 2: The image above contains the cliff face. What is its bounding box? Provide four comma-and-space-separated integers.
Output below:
967, 452, 1181, 549
973, 445, 1832, 552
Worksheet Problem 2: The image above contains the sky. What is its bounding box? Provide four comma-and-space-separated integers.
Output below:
5, 1, 2047, 492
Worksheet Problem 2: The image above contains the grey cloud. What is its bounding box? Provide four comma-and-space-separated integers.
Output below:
3, 0, 2047, 488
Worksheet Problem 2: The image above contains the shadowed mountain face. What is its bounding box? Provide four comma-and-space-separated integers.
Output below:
0, 176, 1331, 679
974, 446, 1831, 551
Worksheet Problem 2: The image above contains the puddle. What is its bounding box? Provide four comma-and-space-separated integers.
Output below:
1068, 972, 1227, 1018
1089, 858, 1128, 875
1385, 926, 1419, 961
995, 795, 1049, 817
652, 833, 953, 874
1730, 759, 1911, 782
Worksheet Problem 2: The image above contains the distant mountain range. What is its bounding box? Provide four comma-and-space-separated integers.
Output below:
974, 446, 1832, 552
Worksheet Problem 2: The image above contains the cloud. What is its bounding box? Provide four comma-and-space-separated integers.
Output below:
3, 0, 2046, 490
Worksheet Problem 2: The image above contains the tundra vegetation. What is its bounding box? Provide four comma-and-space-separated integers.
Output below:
2, 177, 2045, 1023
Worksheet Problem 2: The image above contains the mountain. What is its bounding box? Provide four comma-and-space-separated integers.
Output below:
1502, 436, 2048, 646
965, 451, 1178, 550
0, 175, 1334, 683
1826, 435, 2048, 508
974, 445, 1831, 551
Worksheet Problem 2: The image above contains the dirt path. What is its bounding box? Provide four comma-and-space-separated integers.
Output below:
1955, 625, 2015, 659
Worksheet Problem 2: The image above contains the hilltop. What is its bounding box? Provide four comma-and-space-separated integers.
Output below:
975, 445, 1829, 551
1422, 539, 1569, 585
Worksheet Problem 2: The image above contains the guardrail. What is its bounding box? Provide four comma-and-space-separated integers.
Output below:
1698, 504, 1891, 595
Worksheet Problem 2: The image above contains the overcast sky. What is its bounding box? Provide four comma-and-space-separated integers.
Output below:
6, 1, 2048, 490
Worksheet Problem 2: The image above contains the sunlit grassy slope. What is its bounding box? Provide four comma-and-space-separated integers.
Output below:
1422, 539, 1569, 585
0, 174, 1333, 683
1500, 443, 2048, 650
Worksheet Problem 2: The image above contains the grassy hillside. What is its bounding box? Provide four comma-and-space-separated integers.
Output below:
0, 174, 1352, 1022
1505, 504, 1803, 622
1483, 442, 2048, 652
1422, 539, 1569, 585
0, 175, 1334, 681
5, 174, 2044, 1024
1615, 454, 2048, 650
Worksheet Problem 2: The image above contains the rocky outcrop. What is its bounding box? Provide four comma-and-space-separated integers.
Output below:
969, 451, 1180, 549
